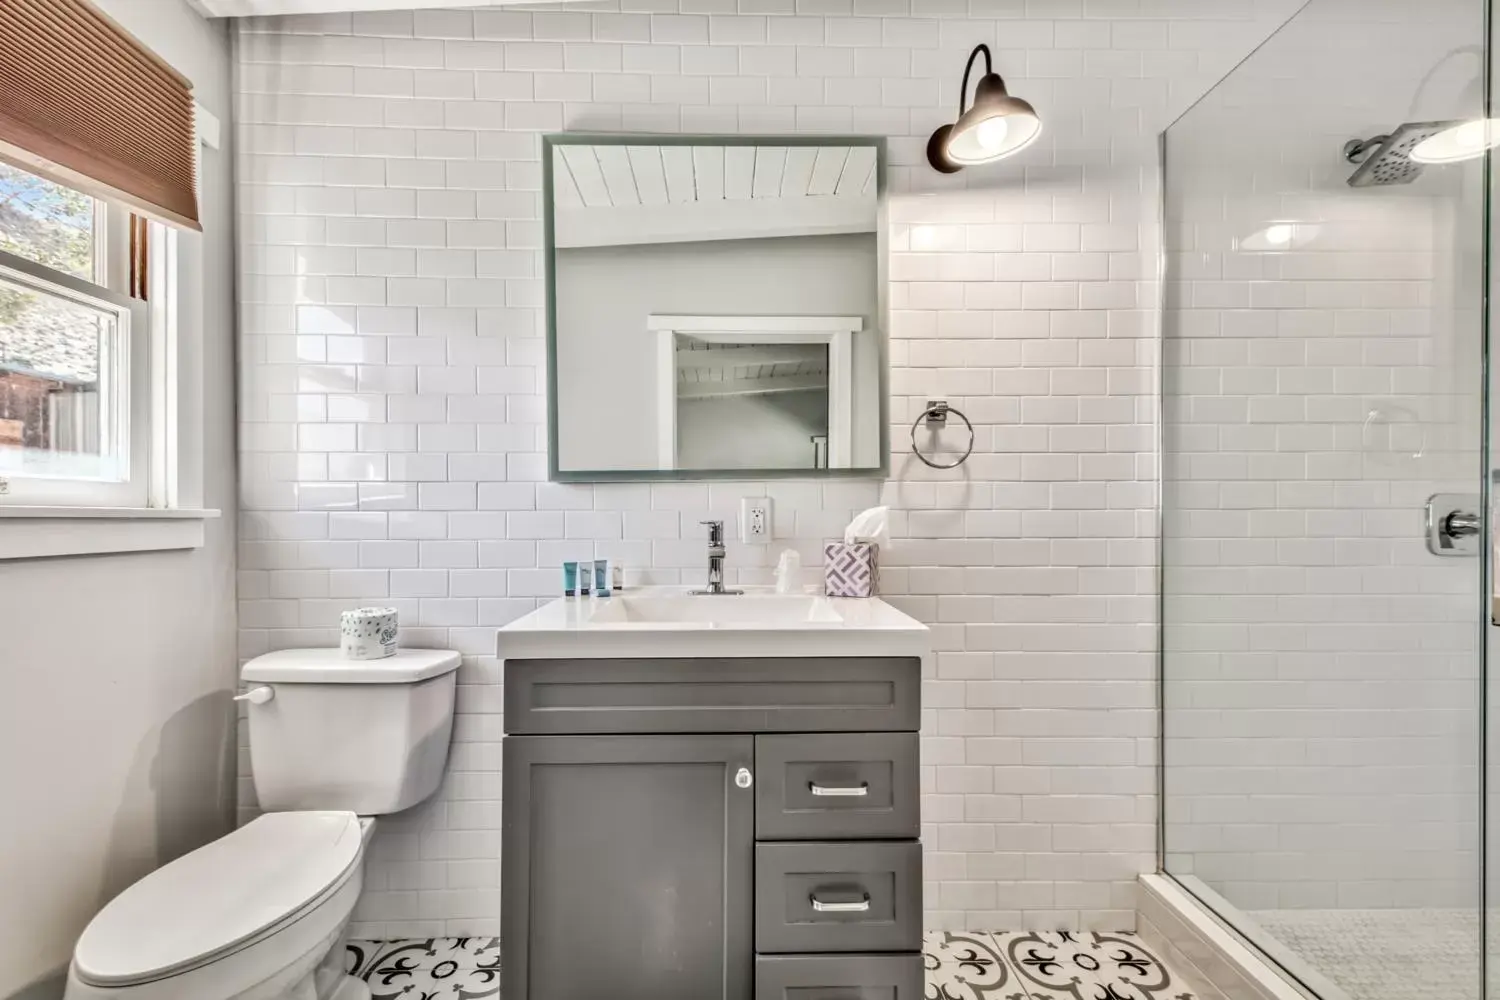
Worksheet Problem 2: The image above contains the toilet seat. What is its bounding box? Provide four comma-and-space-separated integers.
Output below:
73, 811, 363, 988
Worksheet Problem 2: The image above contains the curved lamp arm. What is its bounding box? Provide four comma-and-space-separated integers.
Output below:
957, 43, 993, 118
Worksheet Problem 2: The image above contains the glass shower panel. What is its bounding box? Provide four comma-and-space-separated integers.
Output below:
1161, 2, 1489, 999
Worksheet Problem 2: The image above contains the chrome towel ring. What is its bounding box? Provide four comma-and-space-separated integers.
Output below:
910, 399, 974, 470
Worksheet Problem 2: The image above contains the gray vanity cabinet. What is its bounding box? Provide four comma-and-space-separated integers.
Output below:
502, 734, 755, 1000
502, 656, 923, 1000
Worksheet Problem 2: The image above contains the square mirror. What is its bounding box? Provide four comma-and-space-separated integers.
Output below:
544, 135, 887, 481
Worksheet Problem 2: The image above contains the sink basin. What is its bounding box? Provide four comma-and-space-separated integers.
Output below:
498, 586, 928, 660
586, 593, 844, 626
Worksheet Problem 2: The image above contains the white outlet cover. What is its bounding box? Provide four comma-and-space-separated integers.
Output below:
741, 497, 773, 544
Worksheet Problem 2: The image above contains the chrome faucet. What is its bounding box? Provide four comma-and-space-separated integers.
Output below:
693, 520, 743, 595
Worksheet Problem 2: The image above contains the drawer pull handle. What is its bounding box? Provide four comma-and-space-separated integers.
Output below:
809, 782, 869, 797
810, 893, 871, 913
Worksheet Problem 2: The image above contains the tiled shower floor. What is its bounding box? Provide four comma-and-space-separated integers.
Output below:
1248, 907, 1481, 1000
346, 930, 1200, 1000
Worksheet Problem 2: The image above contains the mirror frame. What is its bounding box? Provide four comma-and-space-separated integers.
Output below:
543, 132, 889, 483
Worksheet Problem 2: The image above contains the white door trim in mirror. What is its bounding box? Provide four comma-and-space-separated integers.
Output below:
649, 315, 862, 472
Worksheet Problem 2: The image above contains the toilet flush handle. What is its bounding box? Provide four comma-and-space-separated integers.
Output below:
233, 686, 275, 706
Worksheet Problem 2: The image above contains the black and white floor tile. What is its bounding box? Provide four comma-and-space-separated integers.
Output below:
345, 930, 1194, 1000
925, 930, 1200, 1000
346, 937, 501, 999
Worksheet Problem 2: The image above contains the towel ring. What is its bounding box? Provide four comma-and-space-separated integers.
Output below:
910, 399, 974, 470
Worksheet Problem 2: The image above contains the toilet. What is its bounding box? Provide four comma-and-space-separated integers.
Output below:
64, 647, 463, 1000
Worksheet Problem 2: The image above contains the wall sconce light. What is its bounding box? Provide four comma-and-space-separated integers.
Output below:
927, 43, 1042, 173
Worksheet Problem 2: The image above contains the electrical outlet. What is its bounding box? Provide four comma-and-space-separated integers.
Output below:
741, 497, 772, 544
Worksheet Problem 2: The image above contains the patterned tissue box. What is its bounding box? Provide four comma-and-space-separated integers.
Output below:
824, 541, 879, 597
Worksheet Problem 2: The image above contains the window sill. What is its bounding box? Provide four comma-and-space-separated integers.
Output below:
0, 507, 220, 560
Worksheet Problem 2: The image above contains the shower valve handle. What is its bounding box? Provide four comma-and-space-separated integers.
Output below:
1444, 510, 1480, 538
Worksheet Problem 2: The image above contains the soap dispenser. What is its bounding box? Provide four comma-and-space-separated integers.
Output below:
775, 549, 802, 594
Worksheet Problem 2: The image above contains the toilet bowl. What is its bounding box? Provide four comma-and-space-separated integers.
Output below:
66, 812, 374, 1000
64, 649, 463, 1000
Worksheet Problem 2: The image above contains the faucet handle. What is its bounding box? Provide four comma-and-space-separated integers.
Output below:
700, 519, 725, 546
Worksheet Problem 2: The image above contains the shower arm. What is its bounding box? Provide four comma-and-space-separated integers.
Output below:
1342, 135, 1391, 163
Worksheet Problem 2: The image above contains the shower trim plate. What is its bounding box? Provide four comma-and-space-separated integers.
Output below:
1425, 492, 1481, 556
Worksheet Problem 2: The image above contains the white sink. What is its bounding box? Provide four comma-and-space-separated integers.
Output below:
498, 586, 928, 660
586, 593, 844, 626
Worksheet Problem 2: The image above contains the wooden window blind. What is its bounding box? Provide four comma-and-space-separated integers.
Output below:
0, 0, 201, 231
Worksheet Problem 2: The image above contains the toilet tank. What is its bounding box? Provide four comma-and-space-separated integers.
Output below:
240, 648, 462, 815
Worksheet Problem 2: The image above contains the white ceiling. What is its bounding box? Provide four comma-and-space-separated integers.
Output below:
675, 340, 828, 400
555, 145, 876, 210
553, 144, 878, 249
190, 0, 591, 16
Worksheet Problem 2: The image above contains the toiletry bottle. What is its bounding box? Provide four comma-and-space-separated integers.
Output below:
775, 549, 802, 594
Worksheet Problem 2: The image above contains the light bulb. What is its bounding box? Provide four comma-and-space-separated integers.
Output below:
975, 116, 1009, 152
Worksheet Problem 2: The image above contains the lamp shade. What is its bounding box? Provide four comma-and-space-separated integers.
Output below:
944, 78, 1041, 164
927, 46, 1042, 174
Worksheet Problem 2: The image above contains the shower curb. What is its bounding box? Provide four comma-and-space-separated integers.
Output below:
1138, 874, 1335, 1000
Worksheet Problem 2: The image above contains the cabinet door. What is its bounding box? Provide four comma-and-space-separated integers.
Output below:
503, 734, 755, 1000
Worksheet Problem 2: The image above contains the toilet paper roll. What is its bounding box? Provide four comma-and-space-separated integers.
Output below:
340, 607, 399, 660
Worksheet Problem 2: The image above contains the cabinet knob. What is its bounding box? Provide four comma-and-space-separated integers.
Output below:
734, 767, 753, 789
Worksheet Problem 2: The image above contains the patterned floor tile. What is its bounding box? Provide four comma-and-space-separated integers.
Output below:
923, 930, 1017, 999
998, 931, 1196, 1000
346, 937, 500, 999
349, 931, 1192, 1000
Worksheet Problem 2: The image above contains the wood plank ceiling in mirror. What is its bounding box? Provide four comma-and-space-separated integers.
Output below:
552, 145, 877, 248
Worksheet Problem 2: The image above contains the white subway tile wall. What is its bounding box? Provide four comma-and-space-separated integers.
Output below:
1160, 2, 1486, 912
235, 0, 1303, 938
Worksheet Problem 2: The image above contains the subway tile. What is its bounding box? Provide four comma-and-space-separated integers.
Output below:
234, 0, 1398, 935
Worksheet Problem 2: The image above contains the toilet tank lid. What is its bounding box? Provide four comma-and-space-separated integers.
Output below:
242, 647, 462, 684
73, 811, 364, 986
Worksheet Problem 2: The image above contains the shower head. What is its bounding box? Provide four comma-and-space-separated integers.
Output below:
1342, 121, 1462, 187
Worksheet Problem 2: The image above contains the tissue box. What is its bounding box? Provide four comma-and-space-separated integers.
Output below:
824, 541, 879, 597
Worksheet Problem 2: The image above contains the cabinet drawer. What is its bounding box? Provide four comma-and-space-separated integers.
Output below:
505, 657, 920, 735
756, 734, 918, 840
755, 954, 924, 1000
755, 842, 921, 954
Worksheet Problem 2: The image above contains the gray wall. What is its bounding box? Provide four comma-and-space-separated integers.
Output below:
554, 233, 880, 472
0, 2, 238, 996
678, 392, 828, 470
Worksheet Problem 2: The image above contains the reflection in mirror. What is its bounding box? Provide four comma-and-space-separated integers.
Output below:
547, 137, 884, 480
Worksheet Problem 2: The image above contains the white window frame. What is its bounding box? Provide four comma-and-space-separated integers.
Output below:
0, 114, 221, 559
0, 201, 149, 508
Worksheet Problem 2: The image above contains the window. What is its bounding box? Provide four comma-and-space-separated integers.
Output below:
0, 161, 153, 507
0, 0, 210, 557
